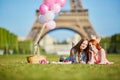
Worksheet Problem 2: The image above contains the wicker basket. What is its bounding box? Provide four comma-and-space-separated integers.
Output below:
27, 54, 46, 64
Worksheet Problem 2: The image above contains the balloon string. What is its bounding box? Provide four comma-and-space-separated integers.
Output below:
33, 24, 46, 54
34, 24, 46, 45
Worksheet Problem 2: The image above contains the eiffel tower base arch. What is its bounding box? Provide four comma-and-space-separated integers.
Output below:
26, 0, 98, 44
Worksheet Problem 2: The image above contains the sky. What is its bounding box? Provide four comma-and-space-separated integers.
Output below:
0, 0, 120, 41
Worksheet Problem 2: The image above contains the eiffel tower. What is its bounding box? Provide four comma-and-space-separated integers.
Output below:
26, 0, 98, 43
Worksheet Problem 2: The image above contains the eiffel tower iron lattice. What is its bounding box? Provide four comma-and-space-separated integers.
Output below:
26, 0, 98, 44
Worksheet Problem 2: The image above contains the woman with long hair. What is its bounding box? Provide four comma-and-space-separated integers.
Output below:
88, 39, 114, 64
63, 38, 88, 64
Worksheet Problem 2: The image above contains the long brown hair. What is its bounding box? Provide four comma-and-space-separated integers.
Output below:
72, 38, 88, 53
70, 38, 88, 63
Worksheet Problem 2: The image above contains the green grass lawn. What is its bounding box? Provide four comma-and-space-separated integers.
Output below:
0, 54, 120, 80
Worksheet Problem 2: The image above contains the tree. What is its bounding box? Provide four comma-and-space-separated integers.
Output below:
100, 37, 111, 52
109, 33, 120, 53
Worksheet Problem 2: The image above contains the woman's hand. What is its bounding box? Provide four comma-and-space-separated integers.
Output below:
89, 42, 98, 54
80, 61, 86, 64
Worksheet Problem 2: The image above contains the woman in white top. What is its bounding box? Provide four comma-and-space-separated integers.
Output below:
88, 39, 114, 64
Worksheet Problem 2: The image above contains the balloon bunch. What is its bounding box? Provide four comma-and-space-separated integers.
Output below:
38, 0, 66, 30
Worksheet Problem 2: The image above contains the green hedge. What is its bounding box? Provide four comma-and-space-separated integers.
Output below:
0, 27, 18, 53
0, 28, 7, 49
100, 37, 111, 51
0, 27, 34, 54
9, 33, 18, 52
18, 40, 33, 54
109, 34, 120, 53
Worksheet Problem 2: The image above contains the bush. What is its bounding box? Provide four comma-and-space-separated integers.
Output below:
18, 40, 33, 54
109, 34, 120, 53
0, 27, 18, 54
100, 37, 111, 51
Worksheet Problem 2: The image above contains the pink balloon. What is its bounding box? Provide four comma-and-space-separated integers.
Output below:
45, 21, 56, 30
51, 4, 61, 13
39, 4, 49, 15
55, 0, 66, 7
44, 0, 56, 10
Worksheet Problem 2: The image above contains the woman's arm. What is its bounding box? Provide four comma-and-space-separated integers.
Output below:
87, 50, 95, 64
99, 48, 106, 63
78, 53, 80, 63
78, 53, 86, 64
70, 48, 74, 58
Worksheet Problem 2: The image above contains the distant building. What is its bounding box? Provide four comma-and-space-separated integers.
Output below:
39, 33, 81, 54
72, 34, 81, 46
40, 35, 56, 53
18, 37, 26, 41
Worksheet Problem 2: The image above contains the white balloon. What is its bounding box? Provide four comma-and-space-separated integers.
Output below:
38, 15, 46, 24
38, 11, 55, 24
44, 11, 55, 22
45, 20, 56, 30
